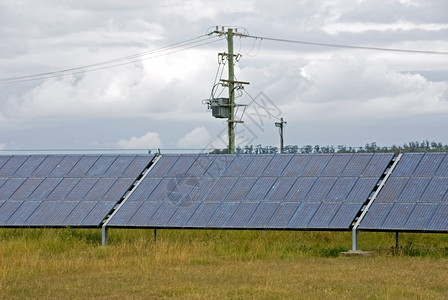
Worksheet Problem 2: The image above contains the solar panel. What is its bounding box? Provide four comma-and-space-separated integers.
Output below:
359, 152, 448, 232
13, 155, 46, 177
108, 153, 393, 231
247, 202, 278, 228
0, 154, 154, 227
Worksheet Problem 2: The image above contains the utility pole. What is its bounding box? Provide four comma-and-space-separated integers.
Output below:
275, 118, 286, 153
208, 26, 249, 154
227, 28, 235, 154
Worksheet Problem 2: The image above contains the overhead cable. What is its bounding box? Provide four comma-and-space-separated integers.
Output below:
245, 34, 448, 55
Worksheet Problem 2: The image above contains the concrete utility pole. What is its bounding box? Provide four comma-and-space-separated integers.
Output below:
227, 28, 235, 154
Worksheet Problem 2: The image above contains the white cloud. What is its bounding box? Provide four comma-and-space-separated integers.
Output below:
116, 131, 162, 149
176, 126, 212, 149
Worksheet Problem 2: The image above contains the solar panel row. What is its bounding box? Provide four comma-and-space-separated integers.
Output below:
359, 152, 448, 231
108, 153, 394, 230
0, 155, 153, 227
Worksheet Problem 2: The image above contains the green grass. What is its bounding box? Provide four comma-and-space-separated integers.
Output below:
1, 228, 448, 299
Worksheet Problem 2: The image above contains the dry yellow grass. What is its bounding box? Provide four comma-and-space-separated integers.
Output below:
1, 229, 448, 299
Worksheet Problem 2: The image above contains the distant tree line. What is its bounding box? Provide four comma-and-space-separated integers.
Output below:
209, 140, 448, 154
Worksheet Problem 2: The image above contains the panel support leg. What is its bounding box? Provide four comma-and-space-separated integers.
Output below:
395, 231, 400, 248
154, 228, 158, 242
352, 228, 359, 251
102, 226, 108, 246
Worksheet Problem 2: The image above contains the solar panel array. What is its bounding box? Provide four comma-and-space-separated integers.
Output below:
107, 153, 394, 230
359, 152, 448, 232
0, 155, 153, 227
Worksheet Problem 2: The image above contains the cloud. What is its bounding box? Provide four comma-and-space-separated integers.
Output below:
176, 126, 212, 149
116, 131, 162, 149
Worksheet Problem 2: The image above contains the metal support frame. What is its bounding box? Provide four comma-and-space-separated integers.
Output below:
395, 231, 400, 248
351, 153, 402, 251
101, 155, 162, 246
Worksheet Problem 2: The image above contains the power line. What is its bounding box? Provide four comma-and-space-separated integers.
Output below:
0, 35, 224, 84
245, 34, 448, 55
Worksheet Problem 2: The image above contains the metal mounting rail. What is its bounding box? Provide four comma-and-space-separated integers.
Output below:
101, 155, 162, 246
351, 153, 402, 251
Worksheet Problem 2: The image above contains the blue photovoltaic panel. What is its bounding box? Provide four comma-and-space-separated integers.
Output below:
43, 202, 78, 225
413, 153, 445, 176
47, 178, 80, 200
397, 177, 431, 202
107, 201, 142, 226
0, 178, 26, 199
225, 177, 257, 201
166, 155, 197, 177
187, 202, 219, 227
65, 178, 99, 201
126, 202, 161, 226
436, 154, 448, 176
285, 177, 316, 201
345, 177, 379, 203
404, 203, 437, 230
300, 155, 332, 177
261, 155, 293, 177
67, 156, 99, 177
341, 154, 373, 176
28, 178, 62, 200
13, 155, 46, 177
247, 202, 279, 228
49, 156, 81, 177
0, 154, 153, 227
121, 155, 152, 178
0, 201, 22, 223
321, 154, 352, 177
380, 203, 415, 229
226, 202, 259, 228
205, 177, 237, 202
242, 154, 273, 176
128, 177, 162, 201
288, 202, 320, 228
308, 202, 342, 228
390, 153, 423, 176
329, 203, 362, 229
166, 202, 201, 227
426, 204, 448, 231
86, 155, 117, 177
81, 201, 116, 226
420, 177, 448, 202
360, 152, 448, 232
361, 153, 394, 177
62, 201, 96, 225
359, 203, 394, 229
203, 155, 234, 177
267, 202, 300, 228
223, 155, 254, 176
325, 177, 357, 202
148, 155, 179, 177
282, 155, 313, 177
31, 155, 63, 177
11, 178, 44, 200
305, 177, 337, 201
0, 156, 28, 176
206, 202, 239, 227
5, 201, 42, 226
146, 201, 179, 226
108, 153, 393, 230
264, 178, 296, 201
375, 177, 409, 203
186, 155, 217, 176
245, 177, 277, 201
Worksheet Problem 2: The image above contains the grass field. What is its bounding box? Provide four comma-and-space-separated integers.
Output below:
1, 228, 448, 299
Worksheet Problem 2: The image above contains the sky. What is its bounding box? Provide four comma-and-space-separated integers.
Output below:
1, 0, 447, 153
